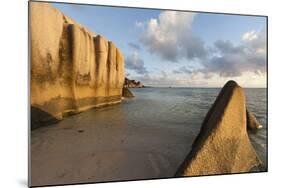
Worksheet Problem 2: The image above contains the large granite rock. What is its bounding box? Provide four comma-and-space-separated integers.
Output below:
176, 80, 262, 176
30, 2, 125, 129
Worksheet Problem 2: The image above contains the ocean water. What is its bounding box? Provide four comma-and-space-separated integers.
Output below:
129, 88, 267, 166
31, 87, 267, 185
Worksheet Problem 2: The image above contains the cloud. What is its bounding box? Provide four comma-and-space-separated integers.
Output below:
138, 28, 266, 87
242, 29, 266, 52
125, 51, 148, 74
242, 31, 258, 41
135, 11, 266, 87
199, 29, 266, 77
173, 66, 193, 74
213, 40, 244, 54
138, 10, 266, 79
133, 70, 209, 87
128, 42, 141, 51
135, 21, 144, 28
133, 71, 174, 86
161, 70, 167, 77
140, 11, 207, 62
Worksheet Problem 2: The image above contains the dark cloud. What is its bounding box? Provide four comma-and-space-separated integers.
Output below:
214, 40, 244, 54
128, 42, 141, 51
199, 30, 266, 77
181, 35, 208, 60
125, 51, 148, 74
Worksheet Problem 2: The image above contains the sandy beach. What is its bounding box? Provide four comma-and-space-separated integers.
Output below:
31, 87, 267, 186
31, 101, 197, 186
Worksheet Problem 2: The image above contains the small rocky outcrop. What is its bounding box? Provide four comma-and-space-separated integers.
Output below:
122, 88, 135, 98
30, 2, 125, 129
124, 77, 144, 88
247, 109, 263, 130
176, 80, 262, 176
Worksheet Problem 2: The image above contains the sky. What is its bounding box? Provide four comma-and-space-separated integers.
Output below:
53, 2, 267, 88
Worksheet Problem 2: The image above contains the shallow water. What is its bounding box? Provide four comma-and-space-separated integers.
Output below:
244, 88, 267, 166
129, 88, 267, 165
31, 87, 267, 186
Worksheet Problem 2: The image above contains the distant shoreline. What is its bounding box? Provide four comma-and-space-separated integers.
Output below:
138, 86, 267, 89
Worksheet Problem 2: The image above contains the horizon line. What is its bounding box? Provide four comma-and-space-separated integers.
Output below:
142, 86, 267, 89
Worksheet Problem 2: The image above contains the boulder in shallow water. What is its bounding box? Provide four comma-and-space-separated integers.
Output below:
247, 109, 263, 130
176, 80, 262, 176
122, 88, 134, 98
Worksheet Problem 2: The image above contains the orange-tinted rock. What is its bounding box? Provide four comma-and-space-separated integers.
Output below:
116, 48, 125, 89
30, 2, 125, 128
108, 42, 117, 90
94, 35, 108, 91
176, 80, 262, 176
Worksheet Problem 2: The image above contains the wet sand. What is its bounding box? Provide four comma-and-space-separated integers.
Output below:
31, 88, 267, 186
31, 102, 197, 186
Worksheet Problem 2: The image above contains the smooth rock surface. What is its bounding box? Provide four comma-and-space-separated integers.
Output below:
176, 80, 262, 176
30, 2, 125, 128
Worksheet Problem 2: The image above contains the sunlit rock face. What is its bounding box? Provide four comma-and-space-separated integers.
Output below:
30, 2, 125, 129
176, 81, 262, 176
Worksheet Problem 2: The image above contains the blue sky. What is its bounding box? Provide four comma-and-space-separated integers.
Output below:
53, 2, 267, 88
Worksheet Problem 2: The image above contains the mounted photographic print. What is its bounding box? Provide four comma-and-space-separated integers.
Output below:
29, 0, 268, 187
